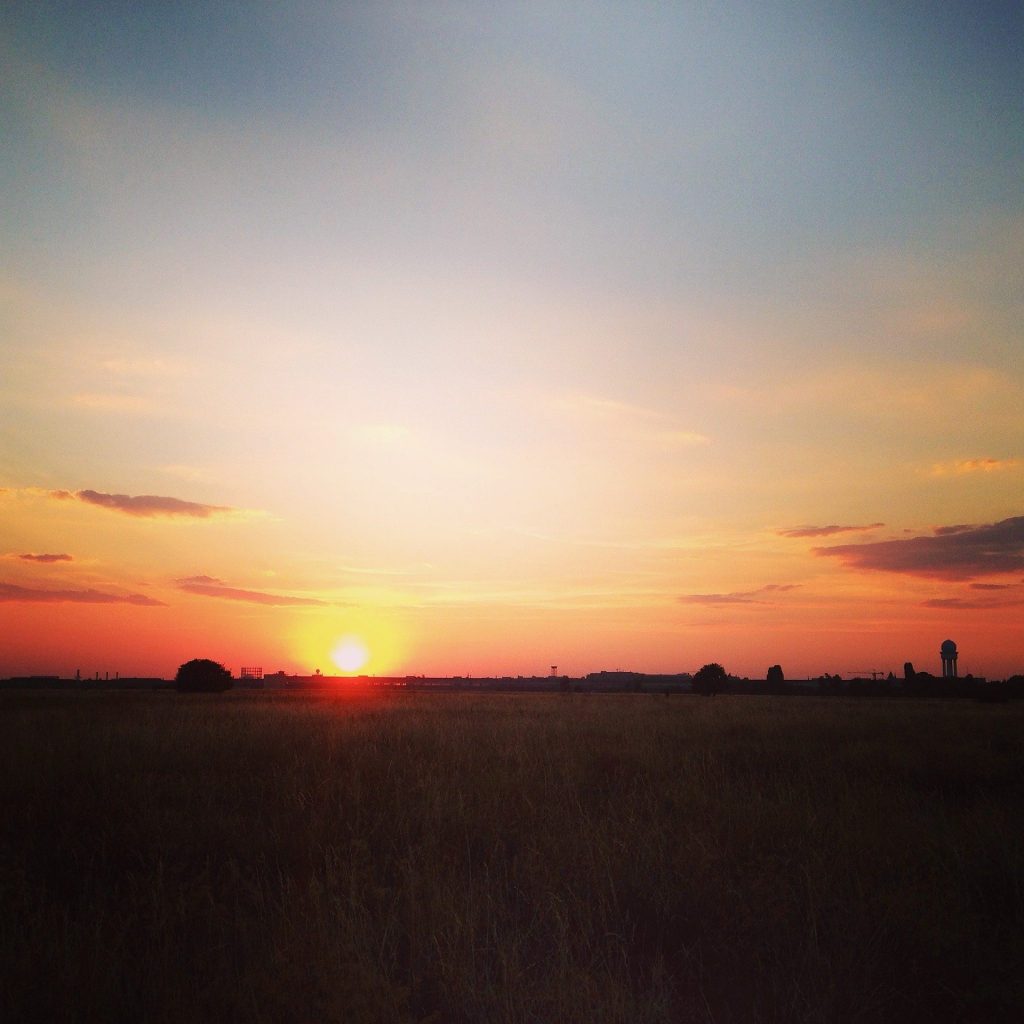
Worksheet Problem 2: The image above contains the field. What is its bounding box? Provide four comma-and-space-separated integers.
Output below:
2, 691, 1022, 1023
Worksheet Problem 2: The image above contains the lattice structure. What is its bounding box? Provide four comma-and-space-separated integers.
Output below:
240, 666, 263, 680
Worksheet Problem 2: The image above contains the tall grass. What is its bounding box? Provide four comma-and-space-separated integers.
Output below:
1, 691, 1021, 1022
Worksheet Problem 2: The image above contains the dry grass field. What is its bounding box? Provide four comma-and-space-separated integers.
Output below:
1, 690, 1022, 1023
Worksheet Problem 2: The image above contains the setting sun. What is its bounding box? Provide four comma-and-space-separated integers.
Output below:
330, 637, 369, 674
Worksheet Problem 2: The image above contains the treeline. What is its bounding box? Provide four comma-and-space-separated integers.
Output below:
688, 668, 1024, 702
3, 668, 1022, 701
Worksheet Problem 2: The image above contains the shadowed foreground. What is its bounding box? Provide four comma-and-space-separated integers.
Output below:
2, 692, 1022, 1022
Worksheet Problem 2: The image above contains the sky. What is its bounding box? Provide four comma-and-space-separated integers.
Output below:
2, 1, 1022, 680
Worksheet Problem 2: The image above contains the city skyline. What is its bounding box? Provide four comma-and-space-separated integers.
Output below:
2, 3, 1022, 679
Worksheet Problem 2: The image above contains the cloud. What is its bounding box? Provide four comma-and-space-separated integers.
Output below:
922, 579, 1024, 610
553, 394, 709, 448
71, 393, 153, 414
778, 523, 885, 538
815, 516, 1024, 580
737, 362, 1012, 421
680, 583, 799, 605
159, 464, 213, 482
0, 582, 165, 606
928, 457, 1020, 477
100, 357, 184, 377
71, 489, 235, 518
921, 595, 1024, 610
18, 553, 73, 563
175, 576, 327, 606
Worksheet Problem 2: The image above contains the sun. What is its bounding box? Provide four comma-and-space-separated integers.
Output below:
330, 636, 369, 674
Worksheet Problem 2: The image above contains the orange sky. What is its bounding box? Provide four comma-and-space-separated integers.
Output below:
2, 5, 1022, 679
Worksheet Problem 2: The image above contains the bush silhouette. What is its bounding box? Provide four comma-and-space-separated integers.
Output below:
176, 658, 233, 693
692, 662, 727, 696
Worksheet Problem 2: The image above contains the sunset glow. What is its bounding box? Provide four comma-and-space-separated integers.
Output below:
331, 638, 370, 675
1, 5, 1022, 680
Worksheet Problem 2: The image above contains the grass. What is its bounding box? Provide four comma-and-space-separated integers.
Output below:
1, 690, 1022, 1023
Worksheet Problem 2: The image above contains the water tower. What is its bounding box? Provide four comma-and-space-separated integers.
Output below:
940, 639, 958, 678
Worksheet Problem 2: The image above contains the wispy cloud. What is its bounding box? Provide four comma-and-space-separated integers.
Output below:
99, 356, 185, 377
0, 582, 165, 606
175, 575, 327, 606
552, 394, 709, 448
337, 563, 432, 578
159, 464, 213, 482
928, 457, 1020, 477
680, 583, 800, 606
778, 523, 884, 539
816, 516, 1024, 580
17, 553, 73, 563
922, 595, 1024, 610
737, 362, 1012, 421
921, 579, 1024, 610
55, 489, 236, 519
71, 393, 154, 414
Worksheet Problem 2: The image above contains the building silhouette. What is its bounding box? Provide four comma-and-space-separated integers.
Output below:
940, 639, 958, 678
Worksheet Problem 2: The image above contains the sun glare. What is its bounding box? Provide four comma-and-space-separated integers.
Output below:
331, 636, 369, 673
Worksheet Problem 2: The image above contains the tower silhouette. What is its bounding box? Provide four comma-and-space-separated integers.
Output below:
940, 639, 958, 678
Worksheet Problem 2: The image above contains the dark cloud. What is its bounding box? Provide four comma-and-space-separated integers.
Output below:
923, 580, 1024, 609
680, 583, 799, 605
778, 523, 884, 538
922, 595, 1024, 610
18, 553, 73, 563
76, 489, 233, 518
175, 576, 326, 606
0, 582, 165, 606
816, 516, 1024, 580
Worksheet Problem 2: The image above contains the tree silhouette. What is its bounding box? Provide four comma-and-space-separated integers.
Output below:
766, 664, 785, 690
176, 658, 233, 693
692, 662, 726, 696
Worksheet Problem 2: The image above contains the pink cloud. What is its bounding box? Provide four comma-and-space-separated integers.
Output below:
18, 553, 73, 563
778, 523, 884, 538
175, 576, 327, 606
76, 489, 233, 518
0, 582, 165, 606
